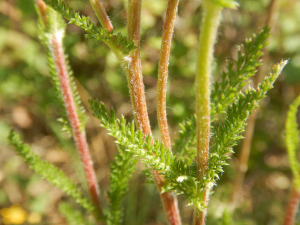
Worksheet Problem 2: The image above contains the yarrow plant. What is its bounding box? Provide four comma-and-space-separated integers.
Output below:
8, 0, 288, 224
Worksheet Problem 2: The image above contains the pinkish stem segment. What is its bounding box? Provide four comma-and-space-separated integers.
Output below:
89, 0, 114, 32
283, 184, 300, 225
50, 29, 102, 216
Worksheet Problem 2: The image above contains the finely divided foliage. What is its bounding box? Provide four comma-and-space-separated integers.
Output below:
89, 59, 287, 212
8, 0, 287, 224
8, 131, 96, 214
43, 0, 136, 55
107, 145, 137, 225
173, 27, 270, 162
210, 26, 270, 119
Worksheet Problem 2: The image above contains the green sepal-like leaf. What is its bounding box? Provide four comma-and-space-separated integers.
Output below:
285, 95, 300, 187
8, 131, 95, 214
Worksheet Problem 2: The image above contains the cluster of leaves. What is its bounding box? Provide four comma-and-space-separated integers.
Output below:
43, 0, 136, 55
208, 60, 287, 184
173, 27, 270, 162
37, 6, 87, 134
89, 59, 286, 211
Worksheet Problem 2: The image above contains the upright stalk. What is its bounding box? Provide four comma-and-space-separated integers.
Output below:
126, 0, 181, 224
283, 183, 300, 225
157, 0, 180, 149
36, 0, 102, 216
88, 0, 114, 32
195, 1, 222, 224
51, 33, 103, 216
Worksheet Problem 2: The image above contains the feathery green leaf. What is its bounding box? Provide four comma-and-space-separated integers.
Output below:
285, 94, 300, 187
59, 202, 94, 225
8, 130, 95, 214
211, 26, 270, 119
209, 60, 287, 184
42, 0, 136, 55
107, 145, 137, 225
173, 27, 270, 157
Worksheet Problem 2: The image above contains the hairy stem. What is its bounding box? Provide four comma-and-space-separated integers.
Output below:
126, 1, 181, 224
126, 0, 151, 135
89, 0, 114, 32
157, 0, 180, 149
51, 35, 102, 216
283, 183, 300, 225
195, 1, 222, 224
36, 0, 102, 215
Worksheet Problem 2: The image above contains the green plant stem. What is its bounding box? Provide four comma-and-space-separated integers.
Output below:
126, 1, 181, 224
283, 183, 300, 225
195, 1, 222, 224
89, 0, 114, 32
157, 0, 180, 149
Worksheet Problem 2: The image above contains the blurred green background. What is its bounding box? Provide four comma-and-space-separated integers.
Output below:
1, 0, 300, 224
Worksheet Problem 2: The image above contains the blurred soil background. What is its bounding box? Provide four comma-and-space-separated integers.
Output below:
1, 0, 300, 224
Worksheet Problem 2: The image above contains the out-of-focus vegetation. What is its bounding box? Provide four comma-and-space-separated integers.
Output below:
0, 0, 300, 224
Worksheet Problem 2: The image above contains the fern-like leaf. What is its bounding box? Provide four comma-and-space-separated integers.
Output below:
209, 60, 287, 183
8, 131, 95, 214
173, 115, 197, 163
173, 27, 270, 158
285, 95, 300, 187
89, 100, 174, 173
107, 145, 137, 225
211, 26, 270, 118
42, 0, 136, 55
59, 202, 94, 225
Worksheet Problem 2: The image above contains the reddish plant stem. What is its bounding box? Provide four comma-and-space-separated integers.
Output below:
89, 0, 114, 32
157, 0, 180, 149
283, 184, 300, 225
50, 33, 102, 216
126, 1, 181, 224
36, 0, 47, 25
